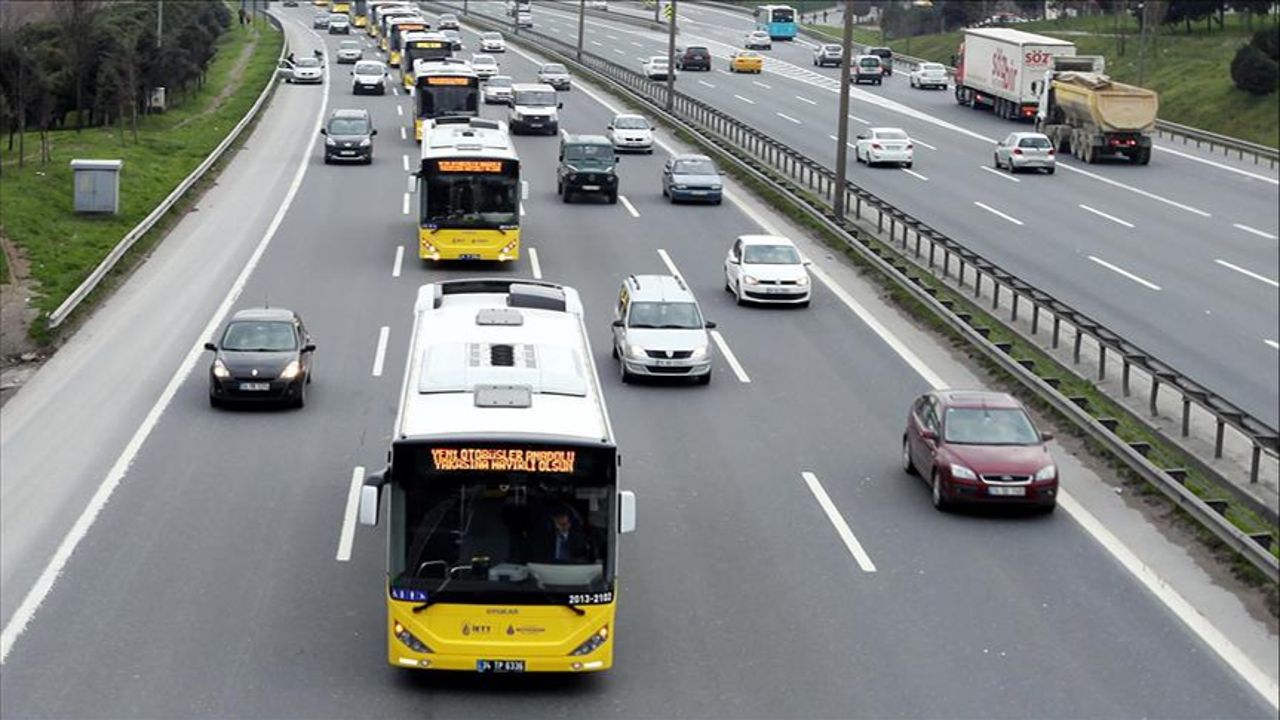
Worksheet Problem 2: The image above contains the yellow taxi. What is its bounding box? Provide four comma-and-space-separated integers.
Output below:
729, 50, 764, 74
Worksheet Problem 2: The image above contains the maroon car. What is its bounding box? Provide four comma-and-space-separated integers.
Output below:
902, 390, 1057, 512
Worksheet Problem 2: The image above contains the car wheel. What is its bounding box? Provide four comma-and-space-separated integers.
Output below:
619, 359, 632, 384
608, 191, 618, 204
562, 189, 572, 203
209, 394, 222, 409
993, 153, 1001, 169
557, 180, 563, 195
697, 372, 711, 386
293, 383, 307, 409
931, 472, 950, 511
1047, 167, 1055, 175
611, 343, 618, 359
902, 436, 917, 476
734, 282, 745, 306
1009, 162, 1018, 175
712, 196, 722, 205
905, 161, 913, 169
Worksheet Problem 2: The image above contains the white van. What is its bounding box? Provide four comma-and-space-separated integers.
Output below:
508, 82, 561, 135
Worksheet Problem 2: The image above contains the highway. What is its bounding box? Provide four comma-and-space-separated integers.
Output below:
0, 5, 1275, 718
474, 0, 1280, 427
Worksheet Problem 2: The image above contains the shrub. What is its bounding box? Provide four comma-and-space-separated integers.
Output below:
1231, 43, 1279, 95
1251, 27, 1279, 61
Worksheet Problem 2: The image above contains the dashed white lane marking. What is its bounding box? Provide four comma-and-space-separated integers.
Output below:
795, 95, 816, 105
1233, 223, 1278, 240
1214, 258, 1279, 288
619, 195, 641, 218
1058, 164, 1211, 218
800, 472, 877, 572
614, 48, 626, 55
401, 154, 409, 172
699, 79, 717, 88
1079, 204, 1135, 229
1265, 339, 1279, 350
979, 165, 1020, 183
710, 330, 751, 384
733, 94, 755, 104
401, 193, 410, 215
396, 104, 403, 116
1089, 255, 1162, 291
521, 180, 529, 200
753, 80, 772, 89
392, 245, 404, 278
406, 175, 414, 193
912, 138, 937, 150
849, 114, 869, 124
902, 168, 928, 181
335, 466, 364, 562
1154, 145, 1280, 185
399, 126, 406, 140
372, 326, 390, 376
973, 201, 1023, 225
591, 40, 603, 46
519, 202, 526, 217
606, 34, 618, 40
630, 41, 643, 47
392, 86, 399, 96
656, 248, 683, 279
776, 112, 801, 124
529, 247, 543, 279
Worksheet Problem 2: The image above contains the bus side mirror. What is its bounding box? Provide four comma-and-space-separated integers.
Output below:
618, 490, 636, 534
557, 102, 564, 109
359, 468, 388, 526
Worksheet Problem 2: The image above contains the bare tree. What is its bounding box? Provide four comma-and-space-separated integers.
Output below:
53, 0, 101, 131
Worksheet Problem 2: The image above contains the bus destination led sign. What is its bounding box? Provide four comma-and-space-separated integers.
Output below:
425, 76, 472, 86
410, 41, 447, 49
437, 160, 504, 173
430, 448, 576, 473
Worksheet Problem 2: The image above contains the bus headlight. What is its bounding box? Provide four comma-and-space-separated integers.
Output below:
569, 626, 608, 656
212, 359, 230, 379
393, 621, 433, 654
279, 360, 301, 380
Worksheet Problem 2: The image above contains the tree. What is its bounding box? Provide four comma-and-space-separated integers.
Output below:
1252, 26, 1279, 59
1231, 42, 1278, 93
1230, 1, 1272, 30
53, 0, 102, 131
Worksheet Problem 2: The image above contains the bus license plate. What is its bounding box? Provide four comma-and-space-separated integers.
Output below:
989, 486, 1026, 497
459, 254, 481, 260
239, 382, 270, 391
476, 659, 525, 673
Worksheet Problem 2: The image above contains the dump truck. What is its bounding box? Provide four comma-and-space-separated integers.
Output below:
1035, 55, 1159, 165
953, 28, 1077, 120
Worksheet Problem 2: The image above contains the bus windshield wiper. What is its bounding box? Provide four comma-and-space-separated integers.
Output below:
539, 589, 585, 616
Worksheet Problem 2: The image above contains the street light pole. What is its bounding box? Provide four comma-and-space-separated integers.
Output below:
157, 0, 163, 47
577, 0, 586, 62
833, 0, 854, 218
665, 0, 677, 111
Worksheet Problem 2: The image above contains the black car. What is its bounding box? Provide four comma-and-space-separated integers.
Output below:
557, 134, 618, 204
206, 308, 315, 408
674, 45, 711, 71
321, 108, 376, 164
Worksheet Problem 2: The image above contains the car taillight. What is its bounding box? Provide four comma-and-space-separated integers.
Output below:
1047, 149, 1055, 156
906, 143, 913, 150
871, 143, 882, 150
1012, 148, 1023, 155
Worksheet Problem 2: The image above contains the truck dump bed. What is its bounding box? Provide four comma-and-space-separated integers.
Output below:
1051, 72, 1159, 133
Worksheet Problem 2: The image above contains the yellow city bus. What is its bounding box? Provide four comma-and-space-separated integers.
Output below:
368, 1, 408, 36
352, 0, 368, 26
413, 62, 479, 143
400, 34, 452, 89
330, 0, 351, 13
357, 278, 637, 673
379, 9, 421, 53
415, 118, 517, 261
387, 17, 430, 68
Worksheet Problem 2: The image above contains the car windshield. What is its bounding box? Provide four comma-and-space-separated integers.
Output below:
296, 58, 320, 68
628, 301, 702, 329
355, 62, 383, 74
615, 116, 650, 130
329, 117, 370, 134
542, 64, 567, 74
473, 56, 496, 65
875, 130, 909, 140
483, 32, 500, 40
564, 144, 614, 163
488, 76, 512, 87
514, 90, 556, 106
221, 321, 297, 352
1018, 136, 1052, 148
329, 14, 346, 21
943, 407, 1041, 445
443, 30, 460, 39
743, 244, 800, 264
341, 40, 360, 49
673, 159, 716, 175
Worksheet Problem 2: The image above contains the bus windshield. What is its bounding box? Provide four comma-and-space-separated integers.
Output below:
422, 164, 518, 228
417, 83, 479, 118
390, 443, 616, 604
770, 7, 794, 22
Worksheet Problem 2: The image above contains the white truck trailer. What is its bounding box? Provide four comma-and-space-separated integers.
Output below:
953, 27, 1076, 121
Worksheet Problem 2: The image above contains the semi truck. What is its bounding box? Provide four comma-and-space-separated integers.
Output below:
953, 28, 1076, 120
1035, 56, 1159, 165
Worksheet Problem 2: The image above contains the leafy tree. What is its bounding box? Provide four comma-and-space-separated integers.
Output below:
1231, 42, 1279, 94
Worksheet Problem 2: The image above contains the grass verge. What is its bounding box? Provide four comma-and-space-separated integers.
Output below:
0, 15, 283, 343
806, 13, 1279, 148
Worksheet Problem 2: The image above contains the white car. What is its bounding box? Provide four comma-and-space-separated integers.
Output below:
479, 31, 506, 52
855, 127, 914, 168
744, 30, 772, 50
724, 235, 811, 307
606, 113, 654, 154
336, 39, 363, 64
483, 75, 515, 104
909, 62, 948, 89
516, 10, 533, 27
437, 13, 460, 29
587, 1, 608, 9
285, 56, 324, 84
470, 54, 499, 78
351, 60, 388, 95
642, 56, 672, 80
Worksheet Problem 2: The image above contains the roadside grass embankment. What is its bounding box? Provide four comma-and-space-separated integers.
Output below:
807, 13, 1279, 148
0, 16, 283, 344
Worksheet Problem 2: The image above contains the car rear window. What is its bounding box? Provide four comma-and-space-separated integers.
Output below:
1018, 137, 1052, 148
875, 130, 908, 140
859, 57, 880, 67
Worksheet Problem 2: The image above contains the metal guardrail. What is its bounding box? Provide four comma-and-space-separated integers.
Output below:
47, 13, 290, 329
434, 2, 1279, 577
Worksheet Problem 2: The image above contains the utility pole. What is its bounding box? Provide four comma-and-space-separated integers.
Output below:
833, 0, 854, 218
577, 0, 586, 62
157, 0, 163, 47
665, 0, 676, 111
1137, 0, 1150, 85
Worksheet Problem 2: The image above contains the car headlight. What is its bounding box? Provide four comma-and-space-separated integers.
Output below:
325, 137, 337, 146
511, 111, 523, 120
627, 344, 646, 359
393, 621, 433, 654
569, 626, 609, 656
212, 359, 230, 378
690, 346, 708, 360
673, 184, 688, 190
950, 463, 978, 480
1034, 464, 1057, 481
359, 138, 371, 147
742, 275, 760, 285
279, 360, 301, 380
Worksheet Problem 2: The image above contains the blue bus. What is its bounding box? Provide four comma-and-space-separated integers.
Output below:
754, 4, 797, 40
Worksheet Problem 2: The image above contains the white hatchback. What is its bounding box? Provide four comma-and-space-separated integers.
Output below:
855, 127, 914, 168
642, 56, 672, 80
470, 54, 499, 78
606, 113, 654, 153
724, 235, 811, 306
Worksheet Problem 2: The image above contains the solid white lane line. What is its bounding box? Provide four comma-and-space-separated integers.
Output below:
549, 26, 561, 33
912, 138, 937, 150
336, 466, 364, 562
399, 126, 406, 140
606, 34, 618, 40
1079, 204, 1135, 229
392, 245, 404, 278
619, 195, 640, 218
529, 247, 543, 279
1058, 164, 1211, 217
1266, 339, 1279, 350
1233, 223, 1278, 240
795, 95, 817, 105
776, 112, 801, 124
0, 27, 334, 666
733, 94, 756, 104
902, 168, 929, 181
656, 248, 683, 280
979, 165, 1020, 183
1089, 255, 1162, 291
401, 154, 409, 172
372, 326, 390, 376
401, 193, 410, 215
710, 330, 751, 383
630, 41, 642, 47
392, 87, 399, 96
973, 201, 1024, 225
753, 80, 772, 89
800, 472, 877, 572
698, 80, 717, 88
1215, 258, 1279, 288
1154, 145, 1280, 185
396, 104, 403, 116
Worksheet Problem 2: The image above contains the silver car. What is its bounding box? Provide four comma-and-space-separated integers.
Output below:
482, 75, 514, 104
994, 132, 1056, 174
336, 40, 363, 64
537, 62, 571, 90
813, 44, 841, 67
284, 56, 324, 84
612, 275, 716, 385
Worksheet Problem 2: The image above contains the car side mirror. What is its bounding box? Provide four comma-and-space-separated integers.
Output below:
303, 343, 317, 353
612, 319, 624, 327
1041, 432, 1055, 442
557, 101, 564, 109
704, 321, 717, 329
371, 129, 378, 136
803, 260, 813, 267
319, 128, 327, 135
718, 170, 726, 175
606, 125, 613, 130
204, 342, 217, 351
920, 429, 938, 441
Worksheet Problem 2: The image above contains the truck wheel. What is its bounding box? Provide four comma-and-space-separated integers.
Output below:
1136, 147, 1151, 165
